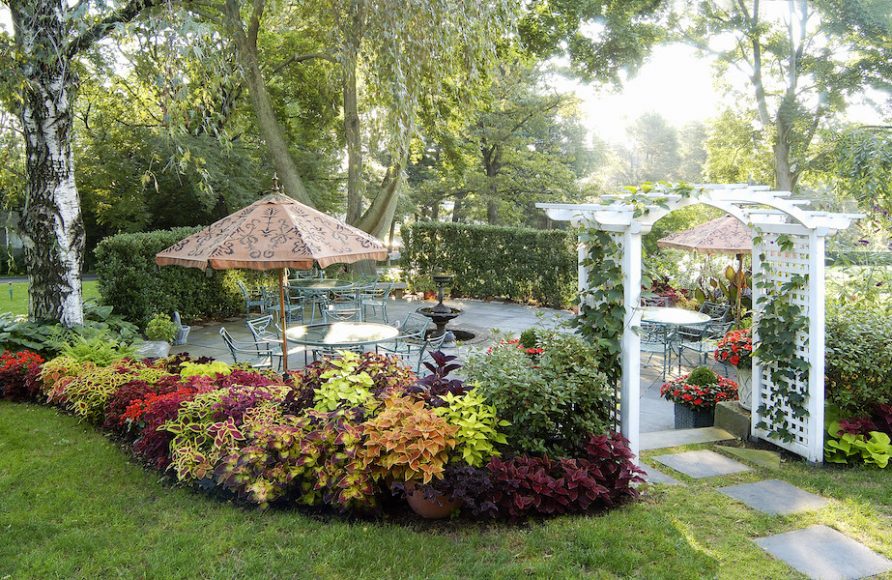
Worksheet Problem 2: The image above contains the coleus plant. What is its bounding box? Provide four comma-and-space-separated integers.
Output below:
0, 350, 45, 401
434, 389, 508, 467
364, 396, 457, 484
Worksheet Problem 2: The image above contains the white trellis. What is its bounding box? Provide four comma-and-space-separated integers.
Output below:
537, 184, 860, 463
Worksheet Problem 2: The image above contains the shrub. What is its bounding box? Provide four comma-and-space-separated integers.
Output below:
94, 227, 269, 325
826, 311, 892, 414
145, 313, 177, 343
0, 350, 45, 401
466, 331, 614, 457
401, 221, 577, 307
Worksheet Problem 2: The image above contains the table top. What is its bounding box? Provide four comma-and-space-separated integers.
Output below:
641, 307, 711, 326
288, 279, 353, 290
285, 322, 399, 346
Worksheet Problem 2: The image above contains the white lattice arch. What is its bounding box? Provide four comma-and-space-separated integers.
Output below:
537, 184, 861, 463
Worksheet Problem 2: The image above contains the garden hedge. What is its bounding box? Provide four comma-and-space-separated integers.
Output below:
826, 311, 892, 414
400, 222, 577, 308
94, 228, 269, 325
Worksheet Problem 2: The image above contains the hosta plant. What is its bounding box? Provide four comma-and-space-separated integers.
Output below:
434, 389, 508, 467
364, 396, 457, 484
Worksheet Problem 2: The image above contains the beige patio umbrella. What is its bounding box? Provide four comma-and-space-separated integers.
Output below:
657, 215, 752, 317
155, 186, 388, 371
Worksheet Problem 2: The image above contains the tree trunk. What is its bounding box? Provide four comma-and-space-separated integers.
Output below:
773, 117, 798, 191
452, 191, 466, 222
11, 0, 85, 326
343, 3, 365, 225
356, 159, 404, 239
222, 0, 314, 206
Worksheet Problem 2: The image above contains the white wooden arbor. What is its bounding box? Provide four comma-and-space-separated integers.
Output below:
537, 184, 860, 463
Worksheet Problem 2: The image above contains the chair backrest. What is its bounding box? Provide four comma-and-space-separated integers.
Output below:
401, 312, 432, 338
246, 315, 273, 341
236, 280, 251, 299
705, 320, 734, 340
700, 301, 731, 321
640, 321, 669, 344
219, 327, 240, 363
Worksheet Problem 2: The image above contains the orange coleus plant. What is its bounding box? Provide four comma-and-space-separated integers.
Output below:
363, 396, 458, 484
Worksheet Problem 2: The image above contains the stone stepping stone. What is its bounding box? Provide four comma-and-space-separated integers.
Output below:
718, 479, 829, 515
639, 464, 682, 486
719, 446, 781, 469
755, 525, 892, 579
653, 449, 751, 479
641, 427, 735, 451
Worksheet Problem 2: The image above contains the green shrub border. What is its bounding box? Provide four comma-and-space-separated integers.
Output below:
94, 227, 272, 325
400, 222, 577, 308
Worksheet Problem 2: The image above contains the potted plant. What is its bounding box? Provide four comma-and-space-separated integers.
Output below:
714, 328, 753, 410
143, 313, 178, 358
364, 396, 459, 518
660, 367, 738, 428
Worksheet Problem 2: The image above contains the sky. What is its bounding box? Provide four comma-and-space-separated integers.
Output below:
550, 43, 722, 143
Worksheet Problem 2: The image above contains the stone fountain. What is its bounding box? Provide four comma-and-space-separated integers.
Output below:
416, 272, 462, 337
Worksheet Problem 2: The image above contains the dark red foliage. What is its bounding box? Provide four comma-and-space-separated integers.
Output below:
406, 351, 467, 407
872, 404, 892, 435
215, 370, 277, 390
103, 379, 178, 433
0, 350, 45, 401
131, 379, 215, 468
211, 385, 283, 424
486, 433, 643, 519
839, 404, 892, 437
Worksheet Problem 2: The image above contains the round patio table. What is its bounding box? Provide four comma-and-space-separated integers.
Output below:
285, 321, 399, 348
641, 307, 710, 326
288, 279, 353, 290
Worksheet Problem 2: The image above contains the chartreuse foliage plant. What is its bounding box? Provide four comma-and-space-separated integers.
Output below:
180, 361, 232, 378
145, 314, 177, 343
312, 351, 377, 412
364, 397, 457, 484
434, 389, 508, 467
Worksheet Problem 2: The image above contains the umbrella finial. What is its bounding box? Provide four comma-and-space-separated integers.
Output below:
271, 173, 281, 193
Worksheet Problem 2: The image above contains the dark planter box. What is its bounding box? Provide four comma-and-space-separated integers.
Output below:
674, 404, 715, 429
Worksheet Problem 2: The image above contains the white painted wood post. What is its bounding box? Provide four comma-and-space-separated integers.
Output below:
578, 235, 589, 301
806, 232, 826, 463
621, 226, 642, 461
750, 232, 763, 438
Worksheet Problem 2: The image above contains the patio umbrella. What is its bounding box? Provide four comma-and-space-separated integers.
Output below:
155, 186, 388, 371
657, 215, 752, 319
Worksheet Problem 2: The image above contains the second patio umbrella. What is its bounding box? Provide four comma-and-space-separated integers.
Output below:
155, 190, 388, 371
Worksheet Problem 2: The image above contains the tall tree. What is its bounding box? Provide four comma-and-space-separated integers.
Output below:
1, 0, 168, 325
677, 0, 892, 191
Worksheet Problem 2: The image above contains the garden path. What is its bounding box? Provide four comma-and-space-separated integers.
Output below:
644, 447, 892, 579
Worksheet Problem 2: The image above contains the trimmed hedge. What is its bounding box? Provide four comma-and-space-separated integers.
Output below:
94, 228, 269, 325
401, 222, 576, 308
826, 311, 892, 415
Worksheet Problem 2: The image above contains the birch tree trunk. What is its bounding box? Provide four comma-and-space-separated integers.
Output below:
10, 0, 85, 325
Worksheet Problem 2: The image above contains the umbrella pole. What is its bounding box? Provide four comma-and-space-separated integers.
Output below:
279, 269, 289, 374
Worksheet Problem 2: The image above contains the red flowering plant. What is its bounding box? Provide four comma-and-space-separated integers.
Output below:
660, 367, 738, 410
0, 350, 45, 401
486, 338, 543, 357
713, 328, 753, 368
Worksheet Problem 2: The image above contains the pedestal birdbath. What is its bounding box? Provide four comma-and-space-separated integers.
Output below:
416, 273, 461, 337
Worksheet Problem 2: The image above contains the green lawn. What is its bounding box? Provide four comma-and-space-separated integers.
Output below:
0, 280, 100, 316
1, 402, 890, 579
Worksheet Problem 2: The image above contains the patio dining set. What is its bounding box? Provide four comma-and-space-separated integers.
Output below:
222, 274, 443, 373
639, 299, 734, 381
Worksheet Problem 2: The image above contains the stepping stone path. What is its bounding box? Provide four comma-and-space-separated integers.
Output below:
639, 464, 681, 486
653, 449, 751, 479
718, 479, 829, 515
650, 445, 892, 579
755, 525, 892, 580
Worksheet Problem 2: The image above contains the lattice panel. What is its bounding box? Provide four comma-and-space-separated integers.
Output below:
752, 231, 813, 459
607, 231, 625, 433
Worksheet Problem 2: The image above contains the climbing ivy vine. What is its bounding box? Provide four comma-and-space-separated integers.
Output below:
573, 229, 624, 387
753, 233, 811, 443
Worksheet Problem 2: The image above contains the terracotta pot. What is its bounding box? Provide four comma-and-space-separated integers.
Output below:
404, 481, 460, 519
